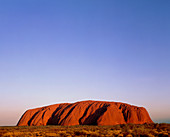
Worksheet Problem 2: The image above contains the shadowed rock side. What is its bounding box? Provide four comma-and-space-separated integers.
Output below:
17, 100, 153, 126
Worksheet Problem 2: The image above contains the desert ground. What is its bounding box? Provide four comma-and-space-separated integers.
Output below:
0, 123, 169, 137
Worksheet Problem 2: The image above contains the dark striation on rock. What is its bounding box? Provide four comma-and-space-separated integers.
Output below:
17, 100, 153, 126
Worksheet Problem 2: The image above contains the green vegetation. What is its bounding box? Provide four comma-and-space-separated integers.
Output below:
0, 123, 169, 137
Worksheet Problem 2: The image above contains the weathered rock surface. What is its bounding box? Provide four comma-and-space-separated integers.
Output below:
17, 100, 153, 126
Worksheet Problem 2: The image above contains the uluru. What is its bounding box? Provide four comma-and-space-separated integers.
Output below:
17, 100, 153, 126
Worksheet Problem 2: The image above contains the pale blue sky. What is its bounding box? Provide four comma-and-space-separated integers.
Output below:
0, 0, 170, 125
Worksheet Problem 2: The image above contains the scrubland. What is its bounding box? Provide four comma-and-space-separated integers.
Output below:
0, 123, 169, 137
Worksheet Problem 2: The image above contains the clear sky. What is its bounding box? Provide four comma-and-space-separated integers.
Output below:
0, 0, 170, 126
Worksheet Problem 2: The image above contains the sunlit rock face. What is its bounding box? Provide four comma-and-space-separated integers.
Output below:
17, 100, 153, 126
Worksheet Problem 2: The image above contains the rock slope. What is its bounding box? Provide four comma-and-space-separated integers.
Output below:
17, 100, 153, 126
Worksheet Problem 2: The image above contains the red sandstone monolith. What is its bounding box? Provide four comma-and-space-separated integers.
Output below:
17, 100, 153, 126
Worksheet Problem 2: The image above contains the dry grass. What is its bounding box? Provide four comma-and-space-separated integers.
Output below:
0, 123, 169, 137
